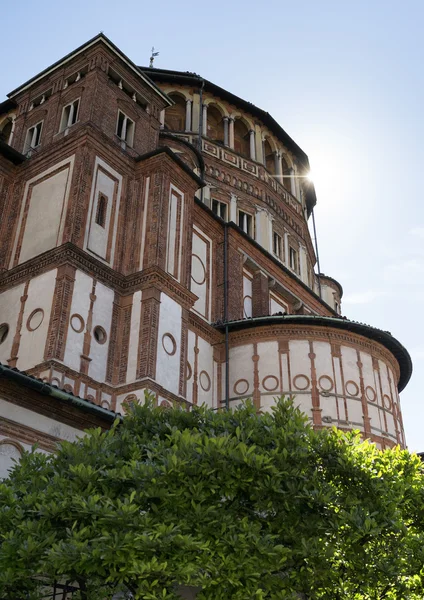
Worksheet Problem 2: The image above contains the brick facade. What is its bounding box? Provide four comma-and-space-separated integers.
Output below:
0, 34, 411, 459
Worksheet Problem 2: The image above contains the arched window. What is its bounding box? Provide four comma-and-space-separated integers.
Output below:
0, 119, 13, 144
281, 156, 291, 191
207, 105, 224, 143
263, 138, 275, 174
233, 119, 250, 158
165, 94, 186, 131
96, 194, 108, 228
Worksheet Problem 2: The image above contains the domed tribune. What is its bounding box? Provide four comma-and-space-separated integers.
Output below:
216, 315, 411, 450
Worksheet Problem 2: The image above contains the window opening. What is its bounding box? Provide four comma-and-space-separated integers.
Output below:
238, 210, 253, 237
95, 194, 108, 228
60, 99, 79, 132
212, 199, 227, 221
273, 232, 282, 259
289, 247, 298, 272
116, 111, 135, 146
24, 121, 42, 154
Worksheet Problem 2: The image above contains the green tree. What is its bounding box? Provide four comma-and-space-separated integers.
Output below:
0, 395, 423, 599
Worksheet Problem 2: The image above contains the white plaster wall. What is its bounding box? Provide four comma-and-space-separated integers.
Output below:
166, 185, 184, 282
88, 282, 114, 382
196, 335, 214, 408
186, 329, 195, 404
191, 229, 211, 319
15, 158, 74, 265
227, 336, 402, 445
288, 340, 311, 389
314, 341, 338, 421
87, 169, 118, 260
257, 341, 280, 394
0, 398, 82, 442
0, 283, 24, 363
156, 293, 182, 395
84, 157, 122, 266
0, 438, 31, 480
229, 344, 254, 403
269, 293, 287, 315
64, 270, 93, 372
127, 291, 142, 382
18, 270, 57, 371
299, 246, 308, 285
115, 387, 148, 414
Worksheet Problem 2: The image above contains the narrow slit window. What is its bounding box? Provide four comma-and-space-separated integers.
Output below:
273, 232, 282, 259
289, 247, 298, 272
95, 194, 108, 228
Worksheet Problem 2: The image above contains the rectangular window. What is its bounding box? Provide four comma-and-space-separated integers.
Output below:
24, 121, 43, 154
289, 247, 298, 272
238, 210, 253, 237
273, 232, 282, 259
60, 98, 79, 132
116, 110, 135, 146
212, 199, 227, 221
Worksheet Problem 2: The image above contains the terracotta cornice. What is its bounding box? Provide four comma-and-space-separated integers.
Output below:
0, 243, 198, 309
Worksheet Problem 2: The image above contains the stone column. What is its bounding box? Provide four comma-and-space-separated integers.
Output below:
255, 124, 263, 163
262, 139, 266, 165
277, 153, 283, 180
289, 167, 297, 197
230, 193, 237, 223
249, 130, 256, 161
159, 110, 165, 129
255, 209, 262, 245
202, 104, 207, 137
268, 214, 274, 254
274, 152, 280, 178
223, 117, 229, 146
284, 232, 289, 266
8, 116, 16, 145
185, 99, 192, 132
229, 117, 235, 149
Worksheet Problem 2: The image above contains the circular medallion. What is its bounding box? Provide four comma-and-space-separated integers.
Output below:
162, 333, 177, 356
365, 386, 376, 402
345, 380, 359, 397
70, 314, 85, 333
262, 375, 279, 392
122, 394, 138, 413
27, 308, 44, 331
318, 375, 334, 392
234, 379, 249, 396
191, 254, 206, 285
199, 370, 211, 392
186, 361, 192, 380
383, 395, 393, 410
293, 374, 310, 391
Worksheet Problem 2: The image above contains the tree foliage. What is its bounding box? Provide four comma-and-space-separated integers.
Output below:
0, 395, 424, 599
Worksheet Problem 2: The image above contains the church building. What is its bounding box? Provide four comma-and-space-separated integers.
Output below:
0, 34, 412, 477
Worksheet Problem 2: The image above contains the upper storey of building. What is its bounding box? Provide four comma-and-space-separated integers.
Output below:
0, 33, 339, 310
139, 66, 317, 218
138, 66, 339, 307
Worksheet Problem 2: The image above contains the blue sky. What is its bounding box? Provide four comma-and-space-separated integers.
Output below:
2, 0, 423, 449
